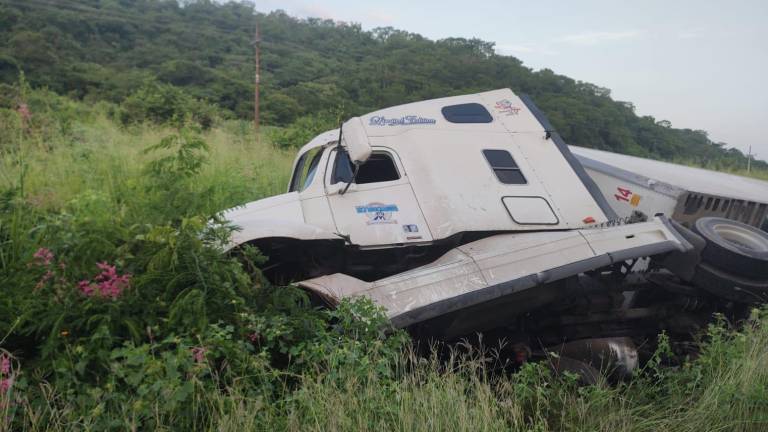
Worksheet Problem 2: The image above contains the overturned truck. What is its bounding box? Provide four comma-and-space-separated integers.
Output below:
221, 89, 768, 365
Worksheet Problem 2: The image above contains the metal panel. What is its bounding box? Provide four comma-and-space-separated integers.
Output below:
299, 217, 690, 328
518, 95, 618, 220
570, 146, 768, 204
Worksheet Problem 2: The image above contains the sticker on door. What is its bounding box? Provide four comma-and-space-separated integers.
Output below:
355, 203, 399, 225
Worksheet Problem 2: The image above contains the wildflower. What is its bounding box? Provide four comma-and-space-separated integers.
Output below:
94, 262, 131, 299
60, 330, 69, 337
35, 270, 54, 290
78, 280, 94, 296
191, 347, 206, 363
0, 354, 9, 375
78, 262, 131, 299
32, 248, 54, 266
0, 378, 11, 393
248, 332, 260, 343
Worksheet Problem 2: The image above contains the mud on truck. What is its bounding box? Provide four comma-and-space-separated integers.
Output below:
219, 89, 768, 375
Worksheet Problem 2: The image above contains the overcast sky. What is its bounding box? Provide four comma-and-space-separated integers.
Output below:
252, 0, 767, 160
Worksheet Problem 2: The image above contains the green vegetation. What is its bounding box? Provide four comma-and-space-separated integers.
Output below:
0, 79, 766, 431
1, 0, 768, 429
0, 0, 765, 174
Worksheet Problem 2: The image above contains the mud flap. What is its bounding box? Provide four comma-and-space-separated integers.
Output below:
299, 217, 691, 331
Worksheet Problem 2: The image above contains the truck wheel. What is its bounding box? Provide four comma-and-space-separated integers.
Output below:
693, 217, 768, 279
549, 356, 602, 386
692, 263, 768, 303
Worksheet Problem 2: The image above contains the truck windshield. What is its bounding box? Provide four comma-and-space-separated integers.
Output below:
289, 147, 324, 192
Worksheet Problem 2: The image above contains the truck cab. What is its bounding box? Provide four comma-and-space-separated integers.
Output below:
223, 89, 619, 282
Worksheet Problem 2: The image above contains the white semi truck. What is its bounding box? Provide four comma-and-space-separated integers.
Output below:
220, 89, 768, 352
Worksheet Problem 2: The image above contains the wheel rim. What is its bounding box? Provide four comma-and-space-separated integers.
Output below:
713, 223, 768, 252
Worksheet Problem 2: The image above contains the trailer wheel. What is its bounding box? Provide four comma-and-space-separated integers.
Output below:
693, 217, 768, 279
692, 263, 768, 303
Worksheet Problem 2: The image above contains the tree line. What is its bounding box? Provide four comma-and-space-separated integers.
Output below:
0, 0, 763, 170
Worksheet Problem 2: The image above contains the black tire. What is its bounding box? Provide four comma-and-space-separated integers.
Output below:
549, 356, 602, 386
692, 263, 768, 304
692, 217, 768, 279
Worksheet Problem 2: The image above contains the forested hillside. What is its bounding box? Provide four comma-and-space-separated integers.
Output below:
0, 0, 764, 170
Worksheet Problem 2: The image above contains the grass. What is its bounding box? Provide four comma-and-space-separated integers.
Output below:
0, 115, 294, 212
1, 105, 767, 431
12, 319, 768, 431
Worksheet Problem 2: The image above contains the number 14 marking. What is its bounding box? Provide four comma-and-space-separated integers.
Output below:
614, 187, 632, 202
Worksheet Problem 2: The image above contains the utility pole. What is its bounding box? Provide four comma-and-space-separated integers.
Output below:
253, 17, 261, 133
747, 145, 754, 173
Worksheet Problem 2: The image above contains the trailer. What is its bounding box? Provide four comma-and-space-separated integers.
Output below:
570, 146, 768, 230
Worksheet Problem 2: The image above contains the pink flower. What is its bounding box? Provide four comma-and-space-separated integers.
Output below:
191, 347, 206, 363
32, 248, 54, 266
35, 270, 54, 289
78, 280, 94, 296
0, 377, 11, 393
0, 354, 9, 375
78, 262, 131, 299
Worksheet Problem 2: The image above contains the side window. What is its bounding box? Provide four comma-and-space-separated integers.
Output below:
289, 147, 324, 192
331, 150, 400, 185
483, 149, 527, 184
441, 103, 493, 123
331, 150, 355, 184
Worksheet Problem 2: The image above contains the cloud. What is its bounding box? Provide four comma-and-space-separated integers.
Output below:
677, 29, 703, 40
557, 30, 645, 46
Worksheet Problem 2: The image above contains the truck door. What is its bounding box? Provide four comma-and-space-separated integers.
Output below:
325, 148, 433, 247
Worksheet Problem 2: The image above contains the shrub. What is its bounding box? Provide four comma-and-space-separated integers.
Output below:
267, 110, 340, 149
118, 80, 221, 130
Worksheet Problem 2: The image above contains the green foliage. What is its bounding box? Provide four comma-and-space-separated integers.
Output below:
1, 0, 764, 172
118, 80, 220, 129
0, 102, 410, 429
0, 72, 95, 152
267, 110, 340, 149
144, 124, 210, 180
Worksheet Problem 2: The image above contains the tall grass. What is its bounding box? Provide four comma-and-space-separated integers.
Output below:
0, 115, 294, 212
11, 314, 768, 431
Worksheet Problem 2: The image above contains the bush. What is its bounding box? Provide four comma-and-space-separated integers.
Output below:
118, 80, 221, 130
0, 115, 408, 429
0, 72, 96, 152
267, 110, 340, 149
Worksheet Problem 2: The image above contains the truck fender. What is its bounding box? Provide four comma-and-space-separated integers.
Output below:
225, 218, 340, 251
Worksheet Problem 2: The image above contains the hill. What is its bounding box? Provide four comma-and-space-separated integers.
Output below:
0, 0, 765, 172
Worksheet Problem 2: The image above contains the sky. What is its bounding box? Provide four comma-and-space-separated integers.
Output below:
252, 0, 768, 160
